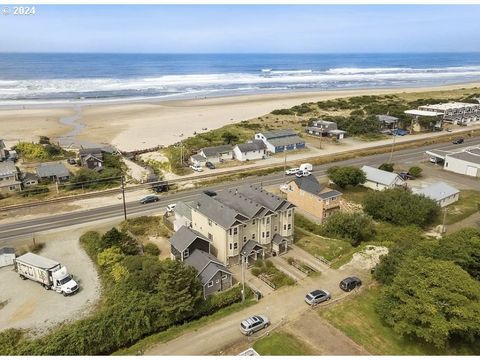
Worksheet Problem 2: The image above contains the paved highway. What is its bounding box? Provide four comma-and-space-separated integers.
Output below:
1, 137, 478, 242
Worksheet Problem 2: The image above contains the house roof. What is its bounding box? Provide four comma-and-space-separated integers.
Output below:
259, 129, 298, 139
22, 172, 38, 182
376, 115, 399, 123
240, 240, 264, 257
318, 190, 343, 199
236, 184, 294, 212
36, 162, 69, 178
200, 145, 233, 157
0, 247, 15, 255
272, 234, 288, 245
215, 189, 270, 219
175, 201, 193, 221
190, 154, 207, 162
361, 165, 403, 186
184, 249, 231, 285
192, 193, 249, 229
404, 109, 440, 117
235, 140, 266, 153
170, 226, 209, 253
291, 175, 324, 195
83, 154, 103, 162
446, 147, 480, 165
414, 182, 460, 202
79, 148, 103, 156
0, 161, 17, 177
268, 135, 305, 148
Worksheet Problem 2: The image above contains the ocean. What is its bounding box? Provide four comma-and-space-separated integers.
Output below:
1, 52, 480, 104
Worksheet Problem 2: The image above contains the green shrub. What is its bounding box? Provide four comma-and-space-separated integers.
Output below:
321, 211, 376, 246
408, 166, 423, 178
378, 163, 394, 172
144, 243, 161, 257
265, 260, 274, 268
251, 267, 261, 277
79, 231, 101, 259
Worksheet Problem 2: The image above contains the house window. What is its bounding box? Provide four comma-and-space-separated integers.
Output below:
229, 229, 232, 235
266, 231, 270, 238
208, 233, 213, 241
284, 224, 287, 230
208, 281, 213, 288
216, 279, 220, 284
183, 249, 190, 258
252, 234, 256, 239
266, 217, 270, 224
288, 211, 292, 217
262, 232, 265, 238
233, 227, 238, 235
208, 219, 212, 226
222, 274, 228, 280
243, 236, 247, 241
234, 243, 238, 250
274, 226, 278, 232
229, 243, 232, 250
252, 219, 256, 225
288, 224, 292, 230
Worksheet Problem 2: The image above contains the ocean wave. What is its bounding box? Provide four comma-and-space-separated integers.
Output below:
1, 65, 480, 102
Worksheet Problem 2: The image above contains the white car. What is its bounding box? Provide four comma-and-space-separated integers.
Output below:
296, 170, 311, 178
285, 168, 300, 175
166, 203, 176, 212
190, 164, 203, 172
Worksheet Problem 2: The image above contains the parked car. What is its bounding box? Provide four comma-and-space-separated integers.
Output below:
205, 161, 216, 169
285, 167, 300, 175
391, 129, 409, 136
446, 128, 453, 132
166, 203, 176, 212
152, 184, 168, 193
203, 190, 217, 197
67, 158, 77, 165
452, 138, 464, 144
239, 315, 269, 336
304, 289, 331, 306
296, 169, 311, 178
339, 276, 362, 292
458, 122, 468, 127
140, 195, 159, 204
398, 171, 415, 181
190, 164, 204, 172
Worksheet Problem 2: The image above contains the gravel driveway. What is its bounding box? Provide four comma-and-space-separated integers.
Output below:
0, 228, 101, 336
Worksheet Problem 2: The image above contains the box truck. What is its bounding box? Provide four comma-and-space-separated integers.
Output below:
14, 252, 79, 296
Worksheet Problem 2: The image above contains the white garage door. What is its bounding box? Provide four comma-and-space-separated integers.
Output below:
466, 166, 478, 177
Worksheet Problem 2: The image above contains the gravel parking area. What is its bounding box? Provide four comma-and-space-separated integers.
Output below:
0, 228, 101, 336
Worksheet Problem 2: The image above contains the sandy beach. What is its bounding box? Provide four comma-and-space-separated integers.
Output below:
1, 82, 479, 152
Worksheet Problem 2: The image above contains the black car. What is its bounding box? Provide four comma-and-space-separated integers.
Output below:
206, 161, 216, 169
453, 138, 464, 144
398, 172, 415, 181
140, 195, 159, 204
67, 158, 77, 165
203, 190, 217, 197
152, 184, 168, 193
339, 276, 362, 292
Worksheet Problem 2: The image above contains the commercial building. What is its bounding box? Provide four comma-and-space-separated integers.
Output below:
360, 165, 405, 191
427, 146, 480, 177
413, 182, 460, 208
418, 102, 480, 125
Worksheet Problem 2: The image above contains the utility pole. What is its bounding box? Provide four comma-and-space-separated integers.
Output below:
283, 151, 287, 182
241, 255, 246, 302
121, 176, 127, 220
388, 122, 397, 163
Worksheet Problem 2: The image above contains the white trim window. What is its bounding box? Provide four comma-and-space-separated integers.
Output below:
207, 281, 213, 288
222, 274, 228, 280
183, 248, 190, 258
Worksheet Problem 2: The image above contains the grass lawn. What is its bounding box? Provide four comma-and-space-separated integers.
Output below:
113, 298, 257, 355
320, 286, 480, 355
294, 228, 355, 269
443, 190, 480, 225
119, 215, 172, 241
331, 185, 371, 204
253, 331, 314, 355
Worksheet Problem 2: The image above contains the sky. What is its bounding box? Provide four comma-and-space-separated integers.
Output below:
1, 5, 480, 53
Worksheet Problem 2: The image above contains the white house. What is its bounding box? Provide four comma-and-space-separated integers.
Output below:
444, 147, 480, 177
413, 182, 460, 208
233, 140, 266, 162
360, 165, 405, 191
198, 145, 233, 164
255, 129, 306, 154
0, 247, 15, 268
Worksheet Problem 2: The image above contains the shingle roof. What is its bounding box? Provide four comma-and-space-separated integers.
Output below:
240, 240, 264, 257
318, 190, 343, 199
22, 172, 38, 182
193, 193, 248, 229
272, 233, 288, 245
36, 162, 69, 178
414, 182, 459, 202
0, 161, 17, 177
190, 154, 207, 162
236, 184, 294, 212
0, 247, 15, 255
268, 136, 305, 148
175, 201, 193, 221
200, 145, 233, 157
361, 165, 402, 186
260, 129, 298, 139
236, 140, 266, 153
184, 249, 231, 284
291, 175, 323, 195
170, 226, 209, 253
215, 189, 269, 219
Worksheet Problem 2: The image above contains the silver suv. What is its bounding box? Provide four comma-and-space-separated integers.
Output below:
304, 289, 331, 306
239, 315, 270, 336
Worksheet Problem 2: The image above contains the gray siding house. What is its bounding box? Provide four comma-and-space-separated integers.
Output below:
255, 129, 306, 154
0, 161, 21, 194
170, 226, 211, 261
184, 249, 233, 298
36, 162, 70, 182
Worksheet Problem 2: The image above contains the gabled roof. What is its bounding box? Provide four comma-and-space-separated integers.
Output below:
83, 154, 103, 162
414, 182, 460, 202
22, 172, 38, 182
0, 161, 17, 177
376, 115, 399, 123
291, 175, 323, 195
190, 154, 207, 162
268, 136, 305, 147
259, 129, 298, 139
272, 234, 288, 245
240, 240, 264, 257
170, 226, 209, 253
200, 145, 233, 157
79, 148, 103, 157
361, 165, 403, 186
215, 189, 269, 219
175, 201, 193, 221
236, 184, 294, 212
36, 162, 69, 178
235, 140, 266, 153
193, 193, 248, 229
184, 249, 231, 285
